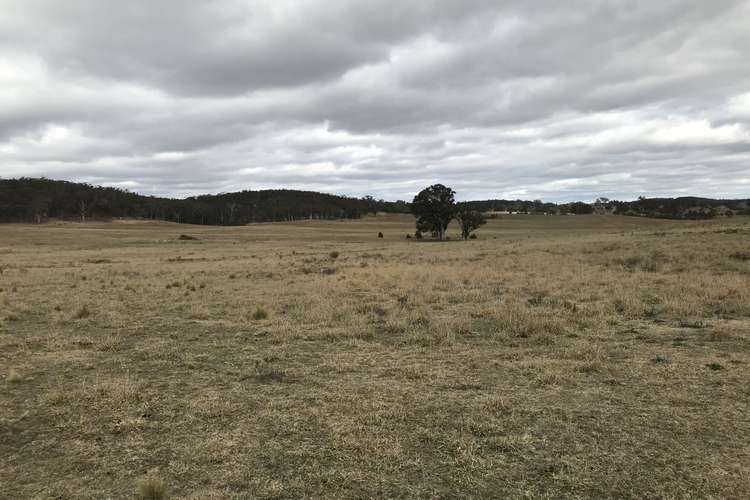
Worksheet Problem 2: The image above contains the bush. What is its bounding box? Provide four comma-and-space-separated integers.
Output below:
73, 305, 91, 319
415, 230, 423, 239
406, 234, 412, 239
251, 307, 268, 320
6, 369, 22, 384
329, 251, 339, 259
378, 232, 383, 238
178, 234, 198, 241
469, 233, 477, 239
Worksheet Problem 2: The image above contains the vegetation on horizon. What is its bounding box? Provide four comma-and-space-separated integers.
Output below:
1, 177, 748, 225
412, 184, 487, 240
0, 177, 409, 224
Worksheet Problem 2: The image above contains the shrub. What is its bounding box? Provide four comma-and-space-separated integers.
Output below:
6, 369, 22, 384
73, 305, 91, 319
469, 233, 477, 240
252, 307, 268, 320
378, 232, 384, 238
406, 234, 412, 239
415, 230, 423, 239
178, 234, 198, 241
329, 251, 340, 259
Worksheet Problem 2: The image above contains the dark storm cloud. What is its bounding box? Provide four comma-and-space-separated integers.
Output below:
1, 0, 749, 201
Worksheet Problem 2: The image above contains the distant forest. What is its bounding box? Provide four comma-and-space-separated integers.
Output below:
464, 197, 750, 219
0, 178, 408, 224
1, 178, 748, 224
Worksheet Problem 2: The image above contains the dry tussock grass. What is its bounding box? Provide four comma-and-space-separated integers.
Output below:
1, 214, 749, 498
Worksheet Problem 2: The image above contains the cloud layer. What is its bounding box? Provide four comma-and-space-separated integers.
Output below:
1, 0, 749, 201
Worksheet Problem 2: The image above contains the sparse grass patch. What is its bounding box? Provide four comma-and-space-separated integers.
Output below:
253, 360, 286, 383
487, 433, 536, 453
575, 361, 601, 374
495, 303, 566, 339
678, 318, 707, 329
708, 327, 733, 341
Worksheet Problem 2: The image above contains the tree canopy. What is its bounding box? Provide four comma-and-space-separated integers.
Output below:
411, 184, 456, 240
455, 205, 487, 240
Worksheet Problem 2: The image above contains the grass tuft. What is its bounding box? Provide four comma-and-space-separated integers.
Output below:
6, 369, 23, 384
136, 474, 168, 500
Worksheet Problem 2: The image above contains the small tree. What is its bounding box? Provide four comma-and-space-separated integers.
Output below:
412, 184, 455, 240
455, 205, 487, 240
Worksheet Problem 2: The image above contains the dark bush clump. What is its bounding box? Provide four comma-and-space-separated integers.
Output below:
251, 307, 268, 320
729, 251, 750, 261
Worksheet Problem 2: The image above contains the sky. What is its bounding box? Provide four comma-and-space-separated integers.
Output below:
1, 0, 749, 202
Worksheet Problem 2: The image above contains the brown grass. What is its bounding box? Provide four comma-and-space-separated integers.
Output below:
1, 214, 749, 498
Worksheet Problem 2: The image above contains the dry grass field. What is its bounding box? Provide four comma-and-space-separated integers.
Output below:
1, 214, 749, 499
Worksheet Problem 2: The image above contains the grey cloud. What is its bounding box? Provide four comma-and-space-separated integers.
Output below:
0, 0, 749, 202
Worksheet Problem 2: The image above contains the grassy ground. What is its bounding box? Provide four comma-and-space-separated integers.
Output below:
1, 214, 749, 499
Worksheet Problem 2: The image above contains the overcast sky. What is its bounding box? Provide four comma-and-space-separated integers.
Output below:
1, 1, 749, 201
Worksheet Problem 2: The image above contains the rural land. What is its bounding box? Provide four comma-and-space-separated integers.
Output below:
4, 1, 749, 498
2, 210, 749, 498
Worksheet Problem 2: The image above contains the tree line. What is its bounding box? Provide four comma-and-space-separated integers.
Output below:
0, 178, 409, 224
1, 177, 746, 225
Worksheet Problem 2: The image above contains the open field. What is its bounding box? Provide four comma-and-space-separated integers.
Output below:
2, 214, 750, 499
